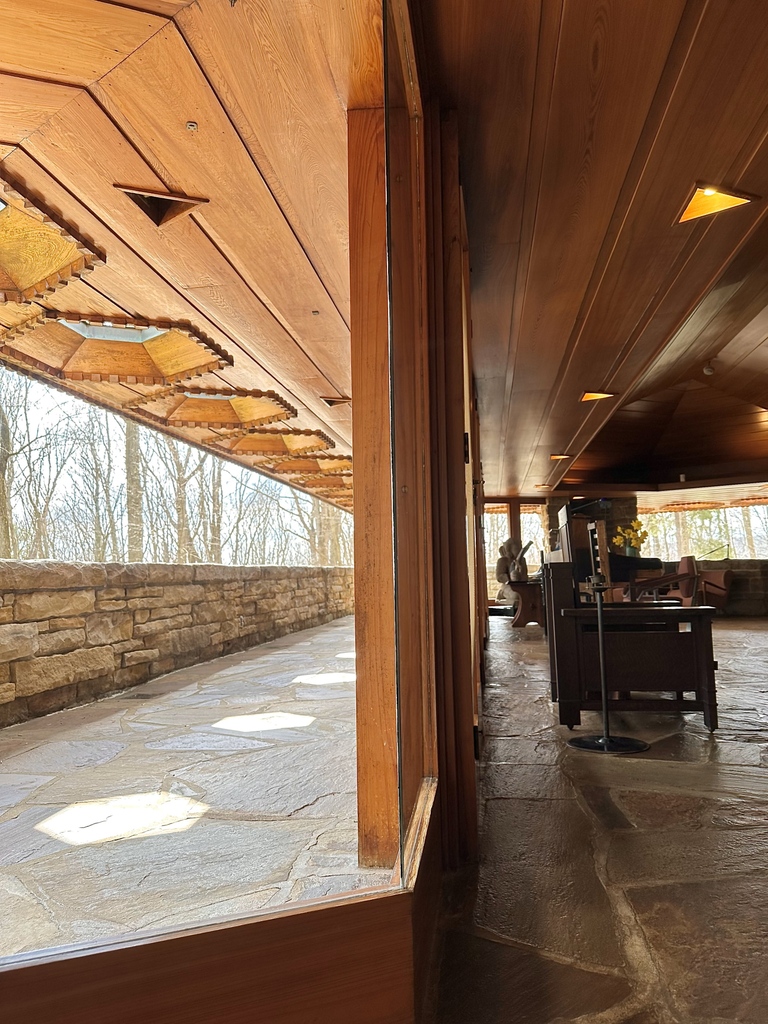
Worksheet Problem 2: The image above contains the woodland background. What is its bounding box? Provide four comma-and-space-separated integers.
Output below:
0, 367, 352, 566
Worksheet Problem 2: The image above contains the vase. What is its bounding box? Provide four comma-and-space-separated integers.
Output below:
624, 544, 638, 557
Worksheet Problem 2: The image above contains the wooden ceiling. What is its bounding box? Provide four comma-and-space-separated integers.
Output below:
419, 0, 768, 499
0, 0, 384, 512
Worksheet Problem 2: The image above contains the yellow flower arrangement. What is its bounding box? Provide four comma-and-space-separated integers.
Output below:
612, 519, 648, 551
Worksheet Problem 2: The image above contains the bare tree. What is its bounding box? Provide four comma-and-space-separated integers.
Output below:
0, 364, 354, 567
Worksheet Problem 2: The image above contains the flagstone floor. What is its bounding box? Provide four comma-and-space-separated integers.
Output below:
436, 617, 768, 1024
0, 615, 391, 961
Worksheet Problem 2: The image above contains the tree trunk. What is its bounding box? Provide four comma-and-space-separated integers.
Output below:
0, 403, 13, 558
742, 506, 757, 558
125, 419, 144, 561
209, 460, 222, 562
674, 512, 689, 561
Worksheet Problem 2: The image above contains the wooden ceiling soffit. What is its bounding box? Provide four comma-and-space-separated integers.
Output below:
0, 0, 167, 87
0, 312, 232, 385
270, 455, 353, 476
0, 73, 81, 145
126, 386, 297, 429
93, 27, 350, 366
208, 428, 335, 456
0, 174, 104, 302
295, 475, 352, 490
17, 92, 351, 439
176, 0, 352, 320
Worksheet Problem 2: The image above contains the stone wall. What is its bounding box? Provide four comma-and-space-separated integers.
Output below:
663, 559, 768, 616
542, 496, 639, 553
0, 562, 354, 727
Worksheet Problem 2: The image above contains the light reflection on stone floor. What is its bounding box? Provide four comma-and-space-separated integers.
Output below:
436, 617, 768, 1024
0, 615, 391, 959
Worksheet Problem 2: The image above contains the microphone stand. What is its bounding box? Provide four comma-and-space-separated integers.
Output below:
567, 574, 650, 755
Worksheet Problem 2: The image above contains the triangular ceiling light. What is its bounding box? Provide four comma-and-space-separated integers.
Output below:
115, 184, 209, 227
679, 185, 755, 223
581, 391, 615, 402
0, 175, 104, 303
0, 313, 232, 384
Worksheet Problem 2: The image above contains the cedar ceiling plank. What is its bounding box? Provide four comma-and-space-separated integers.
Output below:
0, 0, 166, 86
93, 25, 350, 381
498, 0, 686, 493
2, 145, 351, 449
307, 0, 384, 109
177, 0, 350, 323
626, 219, 768, 398
0, 145, 16, 160
0, 74, 82, 144
519, 1, 768, 493
446, 0, 550, 490
105, 0, 196, 14
18, 93, 352, 439
36, 279, 129, 318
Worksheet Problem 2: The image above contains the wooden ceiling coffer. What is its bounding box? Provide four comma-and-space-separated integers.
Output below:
270, 455, 353, 476
208, 427, 336, 457
127, 385, 298, 429
0, 312, 232, 385
0, 175, 105, 304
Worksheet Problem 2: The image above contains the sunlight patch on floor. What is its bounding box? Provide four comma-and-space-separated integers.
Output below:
35, 792, 209, 846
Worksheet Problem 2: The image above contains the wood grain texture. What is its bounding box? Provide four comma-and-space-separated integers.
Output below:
389, 102, 427, 827
349, 107, 400, 868
0, 891, 415, 1024
2, 147, 347, 443
177, 0, 351, 322
0, 74, 81, 144
19, 94, 351, 437
93, 25, 350, 387
438, 111, 477, 865
0, 0, 166, 86
107, 0, 196, 14
421, 0, 768, 495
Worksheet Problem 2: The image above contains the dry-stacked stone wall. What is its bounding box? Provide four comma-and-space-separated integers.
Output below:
0, 561, 354, 727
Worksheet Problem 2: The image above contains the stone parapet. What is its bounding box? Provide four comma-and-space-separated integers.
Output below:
0, 562, 354, 727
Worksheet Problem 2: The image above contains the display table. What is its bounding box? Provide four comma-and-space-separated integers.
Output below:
490, 580, 544, 627
555, 604, 718, 730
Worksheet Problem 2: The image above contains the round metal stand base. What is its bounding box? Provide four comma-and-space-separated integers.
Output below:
567, 735, 650, 754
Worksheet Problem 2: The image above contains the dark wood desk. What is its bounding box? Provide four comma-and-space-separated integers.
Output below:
556, 605, 718, 731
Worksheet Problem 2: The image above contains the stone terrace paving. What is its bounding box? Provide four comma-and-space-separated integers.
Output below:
0, 616, 391, 959
435, 618, 768, 1024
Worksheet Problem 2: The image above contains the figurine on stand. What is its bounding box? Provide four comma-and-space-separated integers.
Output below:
495, 537, 531, 606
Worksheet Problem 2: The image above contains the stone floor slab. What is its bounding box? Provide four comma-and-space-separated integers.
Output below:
434, 616, 768, 1024
0, 616, 390, 958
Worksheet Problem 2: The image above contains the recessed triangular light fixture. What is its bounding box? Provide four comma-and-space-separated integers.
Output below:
115, 184, 209, 227
320, 395, 352, 407
581, 391, 615, 402
678, 184, 756, 224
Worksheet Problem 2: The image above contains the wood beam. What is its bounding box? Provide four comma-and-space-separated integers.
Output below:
348, 107, 399, 868
434, 110, 478, 866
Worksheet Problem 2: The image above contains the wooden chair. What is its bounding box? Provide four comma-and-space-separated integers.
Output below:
629, 555, 698, 603
674, 566, 733, 610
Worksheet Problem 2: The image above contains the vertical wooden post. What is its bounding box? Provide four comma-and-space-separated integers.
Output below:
509, 498, 522, 540
437, 110, 478, 865
349, 107, 400, 868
